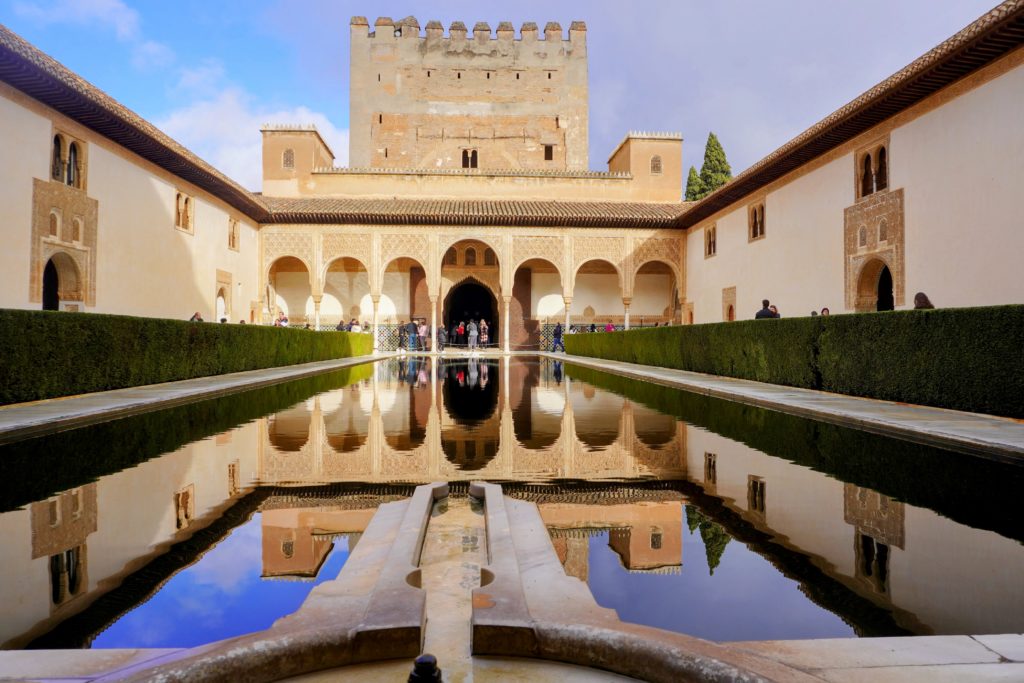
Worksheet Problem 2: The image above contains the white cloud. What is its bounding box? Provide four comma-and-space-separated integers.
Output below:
156, 86, 349, 191
14, 0, 173, 70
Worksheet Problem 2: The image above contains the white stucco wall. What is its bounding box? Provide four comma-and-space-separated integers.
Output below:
686, 154, 850, 323
0, 422, 260, 648
0, 92, 51, 309
896, 62, 1024, 308
685, 58, 1024, 320
0, 89, 260, 322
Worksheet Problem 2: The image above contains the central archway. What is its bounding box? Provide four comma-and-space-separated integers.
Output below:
444, 279, 498, 348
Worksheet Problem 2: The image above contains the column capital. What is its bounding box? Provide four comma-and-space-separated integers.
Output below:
371, 294, 381, 305
622, 297, 632, 307
311, 294, 323, 305
562, 296, 573, 305
502, 295, 513, 303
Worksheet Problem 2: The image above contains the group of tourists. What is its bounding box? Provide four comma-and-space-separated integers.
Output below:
757, 291, 935, 319
398, 319, 430, 352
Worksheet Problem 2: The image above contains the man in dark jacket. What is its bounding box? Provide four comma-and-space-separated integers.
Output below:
551, 322, 565, 352
755, 299, 775, 319
405, 320, 418, 353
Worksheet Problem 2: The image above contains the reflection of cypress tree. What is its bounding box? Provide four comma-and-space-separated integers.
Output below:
685, 505, 732, 575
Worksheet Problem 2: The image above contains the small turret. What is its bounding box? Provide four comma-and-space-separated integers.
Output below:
473, 21, 491, 44
521, 22, 538, 43
544, 21, 562, 42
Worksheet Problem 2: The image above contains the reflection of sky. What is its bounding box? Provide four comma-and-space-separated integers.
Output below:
91, 514, 349, 649
586, 507, 855, 642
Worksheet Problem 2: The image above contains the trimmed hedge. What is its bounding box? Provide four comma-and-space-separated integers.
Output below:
566, 305, 1024, 418
565, 363, 1024, 545
0, 309, 373, 405
0, 363, 373, 513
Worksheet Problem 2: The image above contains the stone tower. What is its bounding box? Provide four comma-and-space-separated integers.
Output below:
349, 16, 589, 171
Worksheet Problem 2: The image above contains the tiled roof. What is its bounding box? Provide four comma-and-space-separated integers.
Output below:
262, 196, 690, 228
0, 24, 269, 220
3, 1, 1023, 230
677, 0, 1024, 229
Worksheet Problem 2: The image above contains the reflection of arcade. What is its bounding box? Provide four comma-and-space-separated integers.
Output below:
440, 359, 499, 470
258, 358, 688, 483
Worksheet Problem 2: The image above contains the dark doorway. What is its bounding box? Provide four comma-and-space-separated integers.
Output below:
444, 281, 497, 346
441, 359, 500, 470
42, 259, 59, 311
877, 266, 894, 311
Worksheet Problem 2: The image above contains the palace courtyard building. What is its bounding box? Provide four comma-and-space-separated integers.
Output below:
1, 4, 1022, 351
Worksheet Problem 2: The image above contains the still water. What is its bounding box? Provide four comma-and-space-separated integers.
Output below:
1, 357, 1022, 649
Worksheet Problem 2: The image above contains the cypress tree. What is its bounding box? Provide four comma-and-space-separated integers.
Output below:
697, 132, 732, 198
684, 166, 704, 201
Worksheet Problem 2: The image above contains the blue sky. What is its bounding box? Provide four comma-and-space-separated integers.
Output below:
0, 0, 999, 189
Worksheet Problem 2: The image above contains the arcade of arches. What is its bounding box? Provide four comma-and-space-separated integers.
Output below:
261, 227, 684, 350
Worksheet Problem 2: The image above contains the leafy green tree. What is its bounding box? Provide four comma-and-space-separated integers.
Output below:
696, 132, 732, 199
684, 166, 704, 201
685, 505, 732, 575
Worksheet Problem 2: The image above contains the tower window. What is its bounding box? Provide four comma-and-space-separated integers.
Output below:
650, 155, 662, 174
705, 225, 717, 257
378, 114, 383, 124
66, 142, 79, 188
462, 149, 478, 169
51, 135, 64, 180
544, 145, 553, 161
282, 148, 294, 169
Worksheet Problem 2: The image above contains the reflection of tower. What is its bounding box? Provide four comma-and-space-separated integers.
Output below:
844, 484, 905, 595
31, 485, 98, 610
541, 500, 684, 578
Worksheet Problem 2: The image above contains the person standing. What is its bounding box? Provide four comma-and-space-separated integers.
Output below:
417, 319, 428, 351
437, 324, 447, 352
406, 319, 418, 353
457, 321, 466, 347
467, 319, 479, 352
604, 321, 615, 332
551, 322, 565, 352
589, 322, 597, 333
755, 299, 774, 319
769, 305, 780, 318
398, 321, 407, 354
479, 319, 489, 347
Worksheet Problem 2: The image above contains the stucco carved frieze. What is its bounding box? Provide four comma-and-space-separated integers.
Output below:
380, 232, 430, 269
513, 235, 565, 274
572, 236, 625, 273
30, 178, 98, 307
843, 187, 905, 311
263, 231, 315, 273
322, 232, 371, 271
631, 237, 682, 282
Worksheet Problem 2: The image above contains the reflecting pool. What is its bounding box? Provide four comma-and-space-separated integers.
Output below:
1, 357, 1022, 649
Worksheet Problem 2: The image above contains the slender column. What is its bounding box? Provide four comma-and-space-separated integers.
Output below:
312, 295, 322, 330
430, 295, 438, 354
623, 297, 632, 330
371, 295, 381, 353
563, 296, 572, 331
502, 295, 512, 354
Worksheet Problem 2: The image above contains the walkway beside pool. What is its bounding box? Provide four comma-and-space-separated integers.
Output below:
546, 353, 1024, 464
0, 355, 380, 445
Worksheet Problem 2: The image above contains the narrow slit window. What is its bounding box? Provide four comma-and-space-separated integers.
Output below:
544, 145, 553, 161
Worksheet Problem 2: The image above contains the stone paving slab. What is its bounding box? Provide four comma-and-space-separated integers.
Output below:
817, 662, 1024, 682
0, 355, 379, 445
552, 354, 1024, 464
0, 649, 180, 678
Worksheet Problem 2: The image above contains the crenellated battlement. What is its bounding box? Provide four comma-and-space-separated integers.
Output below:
349, 14, 589, 171
350, 16, 586, 43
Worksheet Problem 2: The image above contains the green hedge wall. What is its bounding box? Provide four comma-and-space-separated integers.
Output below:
0, 309, 374, 405
564, 363, 1024, 545
565, 305, 1024, 418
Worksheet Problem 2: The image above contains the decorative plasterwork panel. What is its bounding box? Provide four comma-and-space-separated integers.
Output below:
30, 178, 98, 306
843, 187, 905, 311
322, 232, 371, 271
572, 236, 624, 273
512, 235, 565, 276
380, 232, 430, 269
263, 232, 314, 273
631, 236, 682, 282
